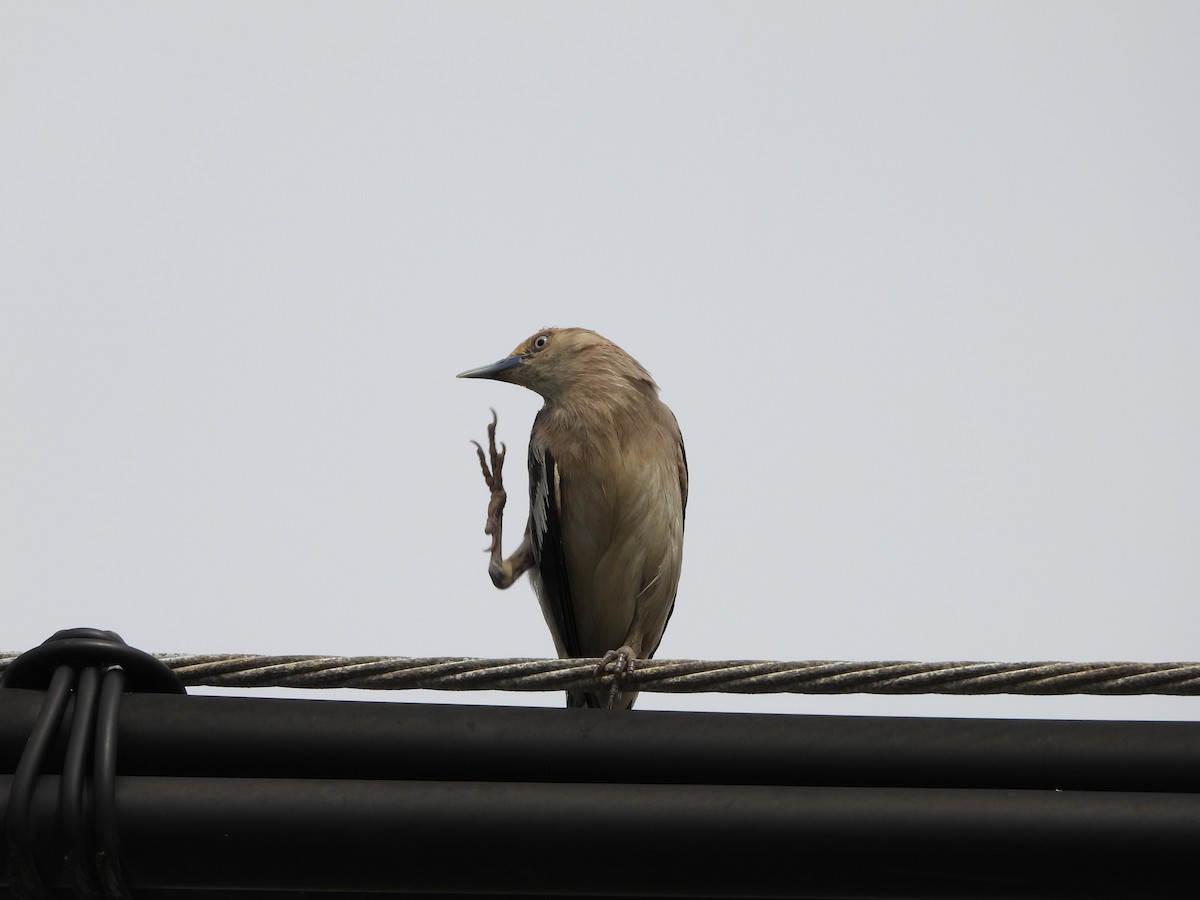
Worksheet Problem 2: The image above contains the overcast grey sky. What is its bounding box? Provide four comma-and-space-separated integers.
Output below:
3, 3, 1198, 719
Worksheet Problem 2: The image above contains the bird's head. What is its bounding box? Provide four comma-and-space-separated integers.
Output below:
457, 327, 653, 403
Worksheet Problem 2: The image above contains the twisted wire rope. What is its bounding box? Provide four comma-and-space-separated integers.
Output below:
3, 653, 1200, 696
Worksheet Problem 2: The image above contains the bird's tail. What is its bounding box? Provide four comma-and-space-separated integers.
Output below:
567, 690, 637, 710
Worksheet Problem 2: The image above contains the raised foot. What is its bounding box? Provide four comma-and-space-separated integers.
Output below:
470, 408, 507, 553
596, 645, 637, 710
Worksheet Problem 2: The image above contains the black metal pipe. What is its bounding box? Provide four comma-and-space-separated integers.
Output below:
3, 774, 1198, 898
3, 689, 1200, 791
4, 688, 1200, 896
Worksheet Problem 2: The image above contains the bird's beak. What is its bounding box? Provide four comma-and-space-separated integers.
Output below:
456, 355, 522, 380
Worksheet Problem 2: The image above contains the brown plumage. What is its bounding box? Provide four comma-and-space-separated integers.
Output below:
458, 327, 687, 709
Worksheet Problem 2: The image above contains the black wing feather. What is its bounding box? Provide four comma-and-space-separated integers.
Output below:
528, 434, 581, 659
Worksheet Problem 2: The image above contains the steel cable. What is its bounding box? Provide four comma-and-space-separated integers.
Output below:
5, 654, 1200, 696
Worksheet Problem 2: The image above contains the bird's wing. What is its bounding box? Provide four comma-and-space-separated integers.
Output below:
529, 434, 582, 658
644, 426, 688, 662
678, 431, 689, 523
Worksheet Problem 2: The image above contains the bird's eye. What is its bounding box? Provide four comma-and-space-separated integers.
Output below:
533, 334, 549, 350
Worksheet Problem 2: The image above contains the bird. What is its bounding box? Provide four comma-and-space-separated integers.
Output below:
457, 327, 687, 709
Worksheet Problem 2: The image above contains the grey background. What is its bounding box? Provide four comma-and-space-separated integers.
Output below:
3, 3, 1198, 719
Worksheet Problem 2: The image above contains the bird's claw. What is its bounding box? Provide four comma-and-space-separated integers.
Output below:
596, 646, 636, 710
471, 409, 507, 553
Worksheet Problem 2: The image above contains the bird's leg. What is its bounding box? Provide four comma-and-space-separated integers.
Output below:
471, 409, 533, 589
471, 409, 507, 554
596, 645, 637, 710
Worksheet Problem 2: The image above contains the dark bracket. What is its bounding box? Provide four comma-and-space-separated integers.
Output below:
2, 629, 184, 899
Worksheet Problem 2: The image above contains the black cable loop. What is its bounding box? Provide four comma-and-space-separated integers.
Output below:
4, 663, 75, 900
60, 665, 103, 900
1, 629, 184, 897
93, 667, 129, 900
